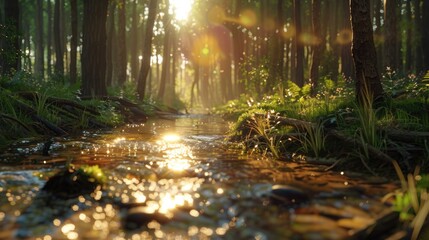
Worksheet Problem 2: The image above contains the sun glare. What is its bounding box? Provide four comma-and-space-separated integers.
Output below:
171, 0, 194, 22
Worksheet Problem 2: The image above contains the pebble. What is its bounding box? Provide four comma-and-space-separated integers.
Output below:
269, 185, 310, 206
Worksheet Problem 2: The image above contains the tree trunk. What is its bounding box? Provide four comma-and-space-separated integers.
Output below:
350, 0, 384, 103
310, 0, 321, 95
137, 0, 157, 100
35, 0, 44, 77
130, 0, 139, 81
70, 0, 78, 84
374, 0, 383, 71
423, 0, 429, 71
106, 1, 116, 87
54, 0, 64, 76
277, 0, 285, 82
340, 0, 354, 80
0, 0, 20, 75
293, 0, 304, 87
384, 0, 399, 71
81, 0, 109, 97
47, 0, 53, 76
405, 0, 412, 72
157, 2, 171, 101
414, 0, 424, 73
116, 0, 127, 86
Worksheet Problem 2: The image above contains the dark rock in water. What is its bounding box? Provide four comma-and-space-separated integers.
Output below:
42, 165, 105, 199
270, 185, 310, 206
123, 206, 172, 230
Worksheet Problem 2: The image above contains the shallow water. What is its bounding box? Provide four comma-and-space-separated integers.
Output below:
0, 115, 398, 239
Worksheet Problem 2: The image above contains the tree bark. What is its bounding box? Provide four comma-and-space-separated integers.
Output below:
340, 0, 354, 80
423, 0, 429, 71
137, 0, 157, 100
414, 0, 424, 73
0, 0, 20, 75
47, 0, 53, 76
384, 0, 399, 71
293, 0, 304, 87
157, 1, 172, 101
35, 0, 44, 77
116, 0, 127, 86
405, 0, 412, 72
54, 0, 64, 76
106, 1, 116, 87
350, 0, 384, 103
81, 0, 109, 97
310, 0, 321, 95
70, 0, 78, 84
130, 0, 139, 81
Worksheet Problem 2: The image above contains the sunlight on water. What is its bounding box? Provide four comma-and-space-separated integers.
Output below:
162, 133, 181, 142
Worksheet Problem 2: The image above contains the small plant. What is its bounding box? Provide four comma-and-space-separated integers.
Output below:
300, 121, 326, 159
388, 171, 429, 240
246, 111, 282, 159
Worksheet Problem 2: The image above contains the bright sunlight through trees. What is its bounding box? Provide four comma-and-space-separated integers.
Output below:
171, 0, 194, 22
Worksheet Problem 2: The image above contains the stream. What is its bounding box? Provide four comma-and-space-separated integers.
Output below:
0, 115, 399, 239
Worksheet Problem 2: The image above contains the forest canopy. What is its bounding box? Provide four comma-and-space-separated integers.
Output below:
0, 0, 428, 108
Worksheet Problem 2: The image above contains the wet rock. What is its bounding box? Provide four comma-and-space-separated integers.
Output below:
123, 206, 172, 230
42, 165, 106, 199
269, 185, 310, 206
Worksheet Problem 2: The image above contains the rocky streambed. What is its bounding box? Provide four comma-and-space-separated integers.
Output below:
0, 115, 401, 239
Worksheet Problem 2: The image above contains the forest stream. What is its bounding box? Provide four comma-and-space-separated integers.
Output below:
0, 115, 400, 239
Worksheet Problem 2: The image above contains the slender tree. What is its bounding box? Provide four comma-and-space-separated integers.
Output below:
293, 0, 304, 87
423, 0, 429, 71
116, 0, 127, 86
414, 0, 424, 73
35, 0, 44, 77
310, 0, 321, 95
47, 0, 53, 76
0, 0, 20, 75
350, 0, 384, 103
130, 0, 140, 81
384, 0, 399, 70
137, 0, 157, 100
106, 1, 116, 87
81, 0, 109, 97
70, 0, 78, 84
54, 0, 64, 75
157, 0, 172, 101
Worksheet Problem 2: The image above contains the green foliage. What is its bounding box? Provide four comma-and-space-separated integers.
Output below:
391, 173, 429, 239
299, 122, 326, 159
76, 165, 107, 185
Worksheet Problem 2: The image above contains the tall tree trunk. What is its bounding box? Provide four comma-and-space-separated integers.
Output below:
137, 0, 157, 100
0, 0, 20, 75
350, 0, 384, 103
35, 0, 44, 77
54, 0, 64, 76
106, 2, 116, 87
423, 0, 429, 71
293, 0, 304, 87
404, 0, 412, 72
374, 0, 383, 71
70, 0, 78, 84
116, 0, 127, 86
157, 2, 171, 101
47, 0, 53, 76
81, 0, 109, 97
414, 0, 424, 73
310, 0, 321, 95
384, 0, 399, 71
130, 0, 139, 81
340, 0, 354, 80
277, 0, 285, 82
